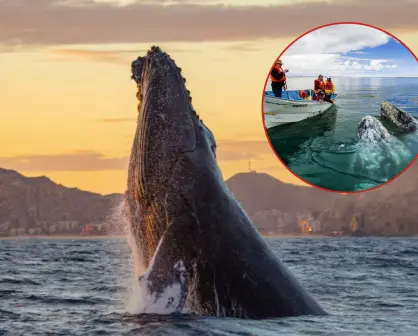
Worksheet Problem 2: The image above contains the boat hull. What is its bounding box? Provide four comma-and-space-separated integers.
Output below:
263, 90, 337, 129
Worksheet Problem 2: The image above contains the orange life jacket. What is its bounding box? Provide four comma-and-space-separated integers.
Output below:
314, 79, 324, 93
271, 65, 286, 83
299, 90, 307, 99
325, 81, 333, 90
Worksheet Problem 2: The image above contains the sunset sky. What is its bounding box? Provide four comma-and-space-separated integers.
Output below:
1, 0, 418, 194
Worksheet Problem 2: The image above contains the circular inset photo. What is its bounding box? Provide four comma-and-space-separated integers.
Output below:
262, 22, 418, 193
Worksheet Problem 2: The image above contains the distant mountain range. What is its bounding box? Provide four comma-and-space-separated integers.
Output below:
1, 164, 417, 236
0, 168, 122, 236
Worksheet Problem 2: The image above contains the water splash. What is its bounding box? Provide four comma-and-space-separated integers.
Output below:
126, 233, 189, 315
98, 199, 150, 313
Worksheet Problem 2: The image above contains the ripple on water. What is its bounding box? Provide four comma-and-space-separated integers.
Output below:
1, 238, 418, 335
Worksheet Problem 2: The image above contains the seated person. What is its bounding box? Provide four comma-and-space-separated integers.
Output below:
324, 77, 335, 104
313, 91, 325, 102
314, 75, 325, 95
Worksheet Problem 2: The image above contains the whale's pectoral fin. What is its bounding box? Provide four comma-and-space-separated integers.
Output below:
139, 259, 189, 314
138, 216, 196, 314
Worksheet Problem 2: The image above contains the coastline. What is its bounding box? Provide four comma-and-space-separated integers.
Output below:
0, 233, 323, 240
1, 233, 416, 240
0, 234, 128, 241
264, 233, 328, 238
0, 233, 333, 240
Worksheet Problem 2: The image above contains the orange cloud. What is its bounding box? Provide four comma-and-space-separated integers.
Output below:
43, 46, 199, 63
0, 0, 417, 46
216, 139, 273, 161
45, 49, 128, 63
0, 151, 129, 172
95, 117, 137, 123
0, 139, 276, 172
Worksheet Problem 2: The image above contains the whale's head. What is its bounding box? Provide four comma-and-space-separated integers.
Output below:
356, 115, 391, 142
381, 101, 418, 132
126, 46, 217, 266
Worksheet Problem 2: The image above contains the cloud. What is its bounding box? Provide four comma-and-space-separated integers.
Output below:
216, 139, 273, 161
1, 0, 418, 46
95, 117, 137, 123
279, 24, 414, 77
0, 151, 129, 172
0, 139, 273, 172
285, 24, 390, 55
44, 45, 197, 62
46, 49, 128, 63
282, 54, 403, 77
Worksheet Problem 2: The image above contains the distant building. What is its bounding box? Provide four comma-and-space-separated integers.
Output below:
252, 209, 294, 234
349, 215, 359, 232
297, 215, 322, 233
80, 224, 107, 235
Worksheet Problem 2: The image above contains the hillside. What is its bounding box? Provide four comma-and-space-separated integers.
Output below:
0, 168, 122, 236
315, 162, 418, 235
1, 164, 417, 237
225, 171, 341, 215
224, 166, 418, 235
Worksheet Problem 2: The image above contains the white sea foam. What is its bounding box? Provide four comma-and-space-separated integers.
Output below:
127, 231, 188, 314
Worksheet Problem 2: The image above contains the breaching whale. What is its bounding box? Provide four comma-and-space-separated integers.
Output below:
124, 46, 326, 319
356, 115, 392, 142
380, 101, 418, 132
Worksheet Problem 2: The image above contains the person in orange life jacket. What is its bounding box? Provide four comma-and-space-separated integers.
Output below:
323, 77, 335, 104
270, 59, 288, 98
313, 75, 325, 101
299, 90, 309, 99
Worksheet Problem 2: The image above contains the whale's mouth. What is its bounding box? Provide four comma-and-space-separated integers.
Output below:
131, 56, 144, 85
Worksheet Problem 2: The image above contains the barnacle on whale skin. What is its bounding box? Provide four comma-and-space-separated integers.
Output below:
132, 45, 200, 122
150, 45, 161, 53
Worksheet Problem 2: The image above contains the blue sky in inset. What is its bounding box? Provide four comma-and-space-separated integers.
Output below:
282, 24, 418, 77
345, 38, 411, 60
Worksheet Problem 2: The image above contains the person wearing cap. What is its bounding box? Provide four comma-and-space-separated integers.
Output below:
270, 59, 288, 98
324, 77, 335, 103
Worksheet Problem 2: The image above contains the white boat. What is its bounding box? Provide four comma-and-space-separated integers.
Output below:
263, 89, 337, 129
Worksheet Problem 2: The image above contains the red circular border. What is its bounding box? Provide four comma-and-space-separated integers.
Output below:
261, 21, 418, 195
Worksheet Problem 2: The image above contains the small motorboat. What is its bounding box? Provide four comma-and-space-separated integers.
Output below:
263, 89, 338, 129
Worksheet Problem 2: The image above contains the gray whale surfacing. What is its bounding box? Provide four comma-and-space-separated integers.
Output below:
356, 115, 391, 142
381, 101, 418, 132
125, 46, 326, 319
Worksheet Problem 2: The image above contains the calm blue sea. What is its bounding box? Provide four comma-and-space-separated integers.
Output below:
266, 77, 418, 192
1, 237, 417, 335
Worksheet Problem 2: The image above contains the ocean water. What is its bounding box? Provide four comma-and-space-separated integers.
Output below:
265, 77, 418, 192
1, 237, 418, 335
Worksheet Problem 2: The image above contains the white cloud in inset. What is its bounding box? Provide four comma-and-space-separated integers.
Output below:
280, 24, 413, 77
285, 24, 390, 55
